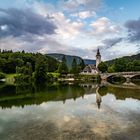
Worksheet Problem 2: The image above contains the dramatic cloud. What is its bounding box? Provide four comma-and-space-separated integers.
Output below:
50, 12, 84, 39
102, 37, 122, 49
90, 17, 121, 37
125, 18, 140, 42
0, 8, 56, 38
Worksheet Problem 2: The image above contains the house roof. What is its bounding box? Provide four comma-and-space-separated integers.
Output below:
83, 64, 97, 72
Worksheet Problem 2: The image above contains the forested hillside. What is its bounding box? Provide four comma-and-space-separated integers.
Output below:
104, 53, 140, 72
47, 53, 83, 68
0, 50, 59, 74
106, 53, 140, 65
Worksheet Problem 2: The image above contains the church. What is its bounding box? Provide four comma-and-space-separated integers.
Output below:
81, 49, 101, 74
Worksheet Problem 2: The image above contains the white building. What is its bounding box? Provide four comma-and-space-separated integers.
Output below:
81, 49, 101, 74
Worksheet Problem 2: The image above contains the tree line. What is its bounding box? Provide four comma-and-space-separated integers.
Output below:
0, 50, 85, 84
98, 56, 140, 73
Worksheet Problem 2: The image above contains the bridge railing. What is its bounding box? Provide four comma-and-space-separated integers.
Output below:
101, 71, 140, 76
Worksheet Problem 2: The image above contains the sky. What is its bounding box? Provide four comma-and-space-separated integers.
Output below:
0, 0, 140, 60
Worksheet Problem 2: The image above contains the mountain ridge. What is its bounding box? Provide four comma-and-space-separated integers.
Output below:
47, 53, 96, 67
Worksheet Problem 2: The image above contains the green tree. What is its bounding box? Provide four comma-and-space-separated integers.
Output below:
0, 72, 5, 79
71, 58, 79, 75
34, 57, 48, 83
107, 65, 115, 73
23, 62, 33, 76
98, 62, 108, 73
126, 62, 134, 71
58, 56, 68, 75
133, 60, 140, 71
113, 58, 126, 72
78, 59, 85, 72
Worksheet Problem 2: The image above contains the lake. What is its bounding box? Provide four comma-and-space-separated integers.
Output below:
0, 82, 140, 140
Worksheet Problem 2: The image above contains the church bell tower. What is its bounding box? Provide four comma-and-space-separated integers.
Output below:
96, 48, 101, 68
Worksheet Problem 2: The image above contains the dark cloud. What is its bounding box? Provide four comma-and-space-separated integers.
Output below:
0, 8, 57, 38
125, 18, 140, 42
102, 37, 122, 49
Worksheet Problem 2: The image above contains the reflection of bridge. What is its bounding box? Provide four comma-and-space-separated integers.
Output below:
101, 81, 140, 89
100, 72, 140, 82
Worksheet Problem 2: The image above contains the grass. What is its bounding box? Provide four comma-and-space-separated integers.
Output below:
5, 73, 18, 84
6, 73, 17, 79
50, 72, 60, 78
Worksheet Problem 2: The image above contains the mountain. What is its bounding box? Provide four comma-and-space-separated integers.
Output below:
106, 53, 140, 65
47, 53, 83, 68
84, 59, 96, 65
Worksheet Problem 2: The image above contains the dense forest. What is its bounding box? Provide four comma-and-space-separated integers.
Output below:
98, 53, 140, 73
0, 50, 59, 74
0, 50, 85, 84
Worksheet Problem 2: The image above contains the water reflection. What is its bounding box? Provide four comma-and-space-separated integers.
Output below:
96, 87, 102, 109
0, 82, 139, 109
0, 82, 140, 140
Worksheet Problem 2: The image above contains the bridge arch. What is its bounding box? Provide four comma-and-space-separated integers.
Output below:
106, 74, 126, 83
100, 72, 140, 82
130, 74, 140, 79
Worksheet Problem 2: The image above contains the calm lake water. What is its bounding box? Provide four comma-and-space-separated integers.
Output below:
0, 82, 140, 140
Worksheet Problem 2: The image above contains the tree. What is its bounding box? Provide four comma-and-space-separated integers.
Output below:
58, 56, 68, 75
46, 56, 59, 72
78, 59, 85, 72
113, 58, 127, 72
107, 65, 115, 73
0, 72, 5, 79
71, 58, 78, 75
34, 57, 48, 83
23, 62, 33, 76
126, 62, 134, 71
98, 62, 108, 73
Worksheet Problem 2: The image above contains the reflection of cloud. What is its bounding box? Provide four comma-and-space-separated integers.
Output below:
64, 116, 71, 122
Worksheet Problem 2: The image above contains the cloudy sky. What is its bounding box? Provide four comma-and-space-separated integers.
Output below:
0, 0, 140, 60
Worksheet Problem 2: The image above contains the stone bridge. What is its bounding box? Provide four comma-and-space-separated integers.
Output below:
100, 72, 140, 82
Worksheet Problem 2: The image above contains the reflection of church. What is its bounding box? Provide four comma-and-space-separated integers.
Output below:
81, 49, 101, 74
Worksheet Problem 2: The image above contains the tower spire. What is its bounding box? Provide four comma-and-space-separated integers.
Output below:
96, 48, 101, 68
97, 48, 100, 55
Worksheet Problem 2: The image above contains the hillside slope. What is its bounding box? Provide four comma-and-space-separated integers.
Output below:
47, 53, 83, 68
106, 53, 140, 65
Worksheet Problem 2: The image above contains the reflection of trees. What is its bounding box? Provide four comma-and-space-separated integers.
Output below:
98, 86, 108, 96
108, 86, 140, 100
0, 83, 85, 109
98, 85, 140, 100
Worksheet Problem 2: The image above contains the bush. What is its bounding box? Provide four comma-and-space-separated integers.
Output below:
0, 72, 5, 79
15, 74, 32, 85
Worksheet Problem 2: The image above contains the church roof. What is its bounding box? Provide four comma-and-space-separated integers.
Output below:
83, 64, 97, 72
